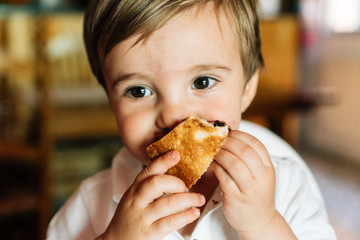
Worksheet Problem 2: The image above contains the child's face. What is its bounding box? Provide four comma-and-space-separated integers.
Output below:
102, 5, 257, 165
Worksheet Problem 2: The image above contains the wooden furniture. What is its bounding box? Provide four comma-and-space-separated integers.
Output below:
244, 16, 303, 142
37, 13, 118, 140
1, 14, 118, 238
0, 16, 52, 239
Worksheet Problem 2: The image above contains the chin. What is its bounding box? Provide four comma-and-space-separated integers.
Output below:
135, 151, 152, 165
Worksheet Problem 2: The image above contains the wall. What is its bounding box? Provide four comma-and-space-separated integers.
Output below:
302, 34, 360, 164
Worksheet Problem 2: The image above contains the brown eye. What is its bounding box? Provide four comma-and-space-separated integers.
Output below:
192, 76, 217, 90
126, 86, 152, 98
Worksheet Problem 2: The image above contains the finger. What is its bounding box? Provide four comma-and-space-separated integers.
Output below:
150, 192, 205, 221
220, 135, 263, 178
228, 130, 272, 167
135, 150, 180, 184
215, 145, 254, 176
211, 161, 240, 193
212, 156, 254, 194
152, 207, 201, 237
135, 174, 188, 206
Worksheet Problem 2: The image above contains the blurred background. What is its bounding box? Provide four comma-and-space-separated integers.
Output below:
0, 0, 359, 239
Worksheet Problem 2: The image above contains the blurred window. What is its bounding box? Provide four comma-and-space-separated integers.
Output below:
322, 0, 360, 33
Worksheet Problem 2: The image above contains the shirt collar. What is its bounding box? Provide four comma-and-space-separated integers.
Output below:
198, 185, 223, 220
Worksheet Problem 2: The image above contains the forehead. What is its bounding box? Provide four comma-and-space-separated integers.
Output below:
104, 3, 240, 62
143, 5, 236, 47
102, 3, 243, 82
101, 2, 240, 57
138, 3, 238, 45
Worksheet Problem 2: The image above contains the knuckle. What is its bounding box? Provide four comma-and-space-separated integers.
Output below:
163, 195, 178, 209
147, 174, 163, 189
142, 165, 152, 176
219, 169, 233, 185
135, 166, 152, 183
239, 171, 252, 184
241, 144, 254, 158
164, 215, 177, 228
251, 137, 265, 151
228, 156, 241, 170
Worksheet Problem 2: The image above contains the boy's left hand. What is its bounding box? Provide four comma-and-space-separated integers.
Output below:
212, 130, 276, 233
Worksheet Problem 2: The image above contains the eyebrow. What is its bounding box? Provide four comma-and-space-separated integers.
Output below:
111, 63, 232, 88
189, 63, 232, 73
111, 73, 150, 89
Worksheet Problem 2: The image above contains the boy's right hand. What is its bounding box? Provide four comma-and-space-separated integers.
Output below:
98, 150, 205, 240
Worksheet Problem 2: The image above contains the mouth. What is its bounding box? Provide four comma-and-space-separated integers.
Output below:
150, 119, 228, 144
144, 129, 172, 162
143, 129, 172, 157
153, 128, 172, 143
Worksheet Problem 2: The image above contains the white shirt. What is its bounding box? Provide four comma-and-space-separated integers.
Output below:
47, 121, 337, 239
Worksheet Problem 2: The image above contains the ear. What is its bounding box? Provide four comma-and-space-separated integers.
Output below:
241, 69, 259, 113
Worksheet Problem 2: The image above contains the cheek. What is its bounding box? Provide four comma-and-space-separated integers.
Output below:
118, 114, 143, 141
112, 104, 153, 159
213, 90, 243, 128
206, 99, 241, 129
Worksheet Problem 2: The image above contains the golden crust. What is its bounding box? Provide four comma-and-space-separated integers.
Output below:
146, 117, 229, 188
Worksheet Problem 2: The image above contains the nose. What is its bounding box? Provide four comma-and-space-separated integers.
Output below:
155, 100, 195, 130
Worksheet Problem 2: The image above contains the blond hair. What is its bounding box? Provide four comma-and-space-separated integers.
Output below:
84, 0, 264, 89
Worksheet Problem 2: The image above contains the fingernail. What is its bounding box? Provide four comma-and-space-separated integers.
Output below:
168, 150, 178, 159
193, 208, 200, 217
199, 195, 206, 204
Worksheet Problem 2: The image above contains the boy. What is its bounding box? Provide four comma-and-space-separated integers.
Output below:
47, 0, 337, 239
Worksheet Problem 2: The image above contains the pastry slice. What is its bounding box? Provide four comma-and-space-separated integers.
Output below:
146, 117, 229, 188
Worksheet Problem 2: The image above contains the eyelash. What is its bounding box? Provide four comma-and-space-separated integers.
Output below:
124, 76, 219, 99
124, 86, 152, 99
191, 76, 218, 90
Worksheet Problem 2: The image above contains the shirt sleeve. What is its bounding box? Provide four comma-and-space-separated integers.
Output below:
274, 157, 337, 240
46, 183, 97, 240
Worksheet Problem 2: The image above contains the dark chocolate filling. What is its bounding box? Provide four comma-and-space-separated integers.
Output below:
213, 120, 226, 127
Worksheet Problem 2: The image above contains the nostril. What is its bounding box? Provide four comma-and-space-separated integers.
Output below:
156, 113, 189, 130
155, 100, 194, 130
